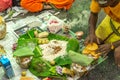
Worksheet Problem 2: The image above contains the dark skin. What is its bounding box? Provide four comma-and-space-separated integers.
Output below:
85, 0, 120, 65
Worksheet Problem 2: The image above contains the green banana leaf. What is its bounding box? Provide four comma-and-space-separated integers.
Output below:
19, 29, 35, 39
13, 46, 34, 57
48, 33, 69, 41
54, 55, 72, 66
17, 38, 38, 49
68, 50, 94, 66
29, 57, 51, 77
29, 57, 66, 79
66, 38, 79, 52
33, 46, 43, 58
16, 30, 80, 78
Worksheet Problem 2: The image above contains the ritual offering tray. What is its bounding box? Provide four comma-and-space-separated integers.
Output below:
13, 29, 106, 80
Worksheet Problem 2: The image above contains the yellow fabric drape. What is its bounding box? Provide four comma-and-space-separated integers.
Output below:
95, 15, 120, 43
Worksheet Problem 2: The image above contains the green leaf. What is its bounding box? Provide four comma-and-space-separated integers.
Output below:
97, 56, 108, 65
33, 46, 43, 58
68, 50, 94, 66
48, 33, 69, 41
49, 66, 58, 75
54, 56, 72, 66
66, 38, 79, 52
13, 46, 34, 57
19, 29, 35, 39
17, 38, 37, 49
29, 57, 51, 77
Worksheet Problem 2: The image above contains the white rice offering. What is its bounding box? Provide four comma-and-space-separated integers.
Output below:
39, 40, 68, 61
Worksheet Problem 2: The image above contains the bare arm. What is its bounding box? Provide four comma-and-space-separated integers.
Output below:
85, 12, 99, 44
89, 12, 98, 36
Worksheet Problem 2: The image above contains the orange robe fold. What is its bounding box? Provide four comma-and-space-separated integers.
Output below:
20, 0, 46, 12
20, 0, 74, 12
48, 0, 75, 10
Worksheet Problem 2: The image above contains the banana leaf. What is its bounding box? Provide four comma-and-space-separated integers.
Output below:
29, 57, 51, 77
54, 55, 72, 66
48, 33, 69, 41
29, 57, 66, 79
33, 46, 43, 58
13, 46, 34, 57
68, 50, 94, 66
19, 29, 35, 39
66, 38, 79, 52
17, 38, 38, 49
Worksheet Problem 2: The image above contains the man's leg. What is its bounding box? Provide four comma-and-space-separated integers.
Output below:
114, 46, 120, 67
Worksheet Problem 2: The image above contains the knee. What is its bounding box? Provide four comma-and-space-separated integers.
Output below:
114, 46, 120, 56
114, 46, 120, 64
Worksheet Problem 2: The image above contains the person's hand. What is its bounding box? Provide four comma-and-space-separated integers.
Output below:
97, 43, 112, 56
84, 34, 100, 45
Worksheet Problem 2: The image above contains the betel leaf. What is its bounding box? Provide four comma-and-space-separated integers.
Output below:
13, 46, 34, 57
66, 38, 79, 52
54, 56, 72, 66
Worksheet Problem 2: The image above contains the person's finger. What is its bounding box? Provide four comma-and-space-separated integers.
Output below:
97, 38, 100, 45
90, 37, 94, 44
103, 52, 108, 58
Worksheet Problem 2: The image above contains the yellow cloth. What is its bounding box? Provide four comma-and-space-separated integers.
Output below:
90, 0, 101, 13
95, 15, 120, 43
90, 0, 120, 23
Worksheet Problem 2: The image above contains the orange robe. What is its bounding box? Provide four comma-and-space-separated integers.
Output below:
20, 0, 74, 12
20, 0, 46, 12
48, 0, 75, 10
